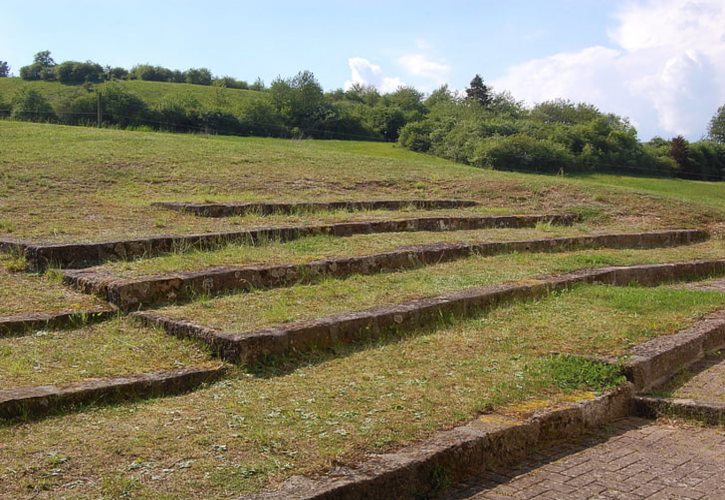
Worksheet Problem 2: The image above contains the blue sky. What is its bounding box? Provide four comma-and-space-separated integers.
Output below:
3, 0, 724, 140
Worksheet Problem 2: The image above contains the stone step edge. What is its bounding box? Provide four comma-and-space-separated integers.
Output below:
243, 384, 635, 500
622, 309, 725, 391
11, 213, 578, 271
0, 365, 226, 421
632, 396, 725, 427
134, 259, 725, 365
0, 308, 117, 337
152, 199, 479, 217
64, 229, 708, 311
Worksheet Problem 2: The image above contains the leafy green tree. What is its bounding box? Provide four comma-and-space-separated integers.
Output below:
33, 50, 55, 67
707, 105, 725, 144
20, 51, 56, 81
0, 61, 9, 77
425, 84, 456, 108
270, 70, 327, 133
11, 87, 56, 121
465, 74, 492, 107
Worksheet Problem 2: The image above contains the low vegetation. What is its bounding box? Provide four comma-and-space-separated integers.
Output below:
0, 318, 215, 387
0, 255, 105, 317
1, 121, 722, 244
1, 284, 722, 497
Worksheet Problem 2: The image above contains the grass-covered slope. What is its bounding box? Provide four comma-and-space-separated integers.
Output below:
0, 77, 263, 111
0, 121, 722, 243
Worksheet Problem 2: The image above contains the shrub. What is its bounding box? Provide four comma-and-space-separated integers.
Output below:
237, 99, 287, 137
153, 93, 204, 131
55, 61, 105, 84
213, 76, 248, 90
398, 120, 432, 152
10, 88, 57, 122
471, 134, 576, 173
184, 68, 213, 86
56, 92, 97, 125
106, 66, 129, 80
102, 84, 148, 127
0, 94, 11, 117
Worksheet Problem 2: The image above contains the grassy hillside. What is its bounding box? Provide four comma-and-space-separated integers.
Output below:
0, 77, 265, 111
0, 120, 722, 243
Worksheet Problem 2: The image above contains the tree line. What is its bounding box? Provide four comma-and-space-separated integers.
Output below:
398, 77, 725, 180
1, 52, 723, 180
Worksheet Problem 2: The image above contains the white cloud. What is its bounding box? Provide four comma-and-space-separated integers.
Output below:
344, 57, 405, 93
493, 0, 725, 139
397, 53, 450, 85
344, 44, 451, 94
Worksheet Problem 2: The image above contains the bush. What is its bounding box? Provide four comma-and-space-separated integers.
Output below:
106, 67, 129, 80
10, 88, 57, 122
56, 93, 97, 125
55, 61, 105, 84
184, 68, 213, 86
213, 76, 248, 90
471, 134, 576, 173
237, 99, 287, 137
130, 64, 183, 83
102, 84, 148, 127
398, 120, 432, 152
0, 94, 11, 117
19, 63, 54, 81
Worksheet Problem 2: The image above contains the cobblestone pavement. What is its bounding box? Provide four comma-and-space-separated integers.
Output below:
447, 418, 725, 499
667, 351, 725, 404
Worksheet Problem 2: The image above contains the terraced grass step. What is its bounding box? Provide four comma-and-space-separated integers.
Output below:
9, 213, 578, 271
64, 229, 708, 310
0, 317, 217, 391
0, 258, 110, 318
152, 199, 479, 217
0, 366, 225, 421
135, 260, 725, 364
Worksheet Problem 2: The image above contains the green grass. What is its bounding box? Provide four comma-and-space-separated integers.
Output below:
158, 241, 725, 335
0, 284, 720, 498
574, 174, 725, 213
0, 121, 722, 243
0, 78, 264, 113
0, 255, 105, 317
0, 317, 216, 387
